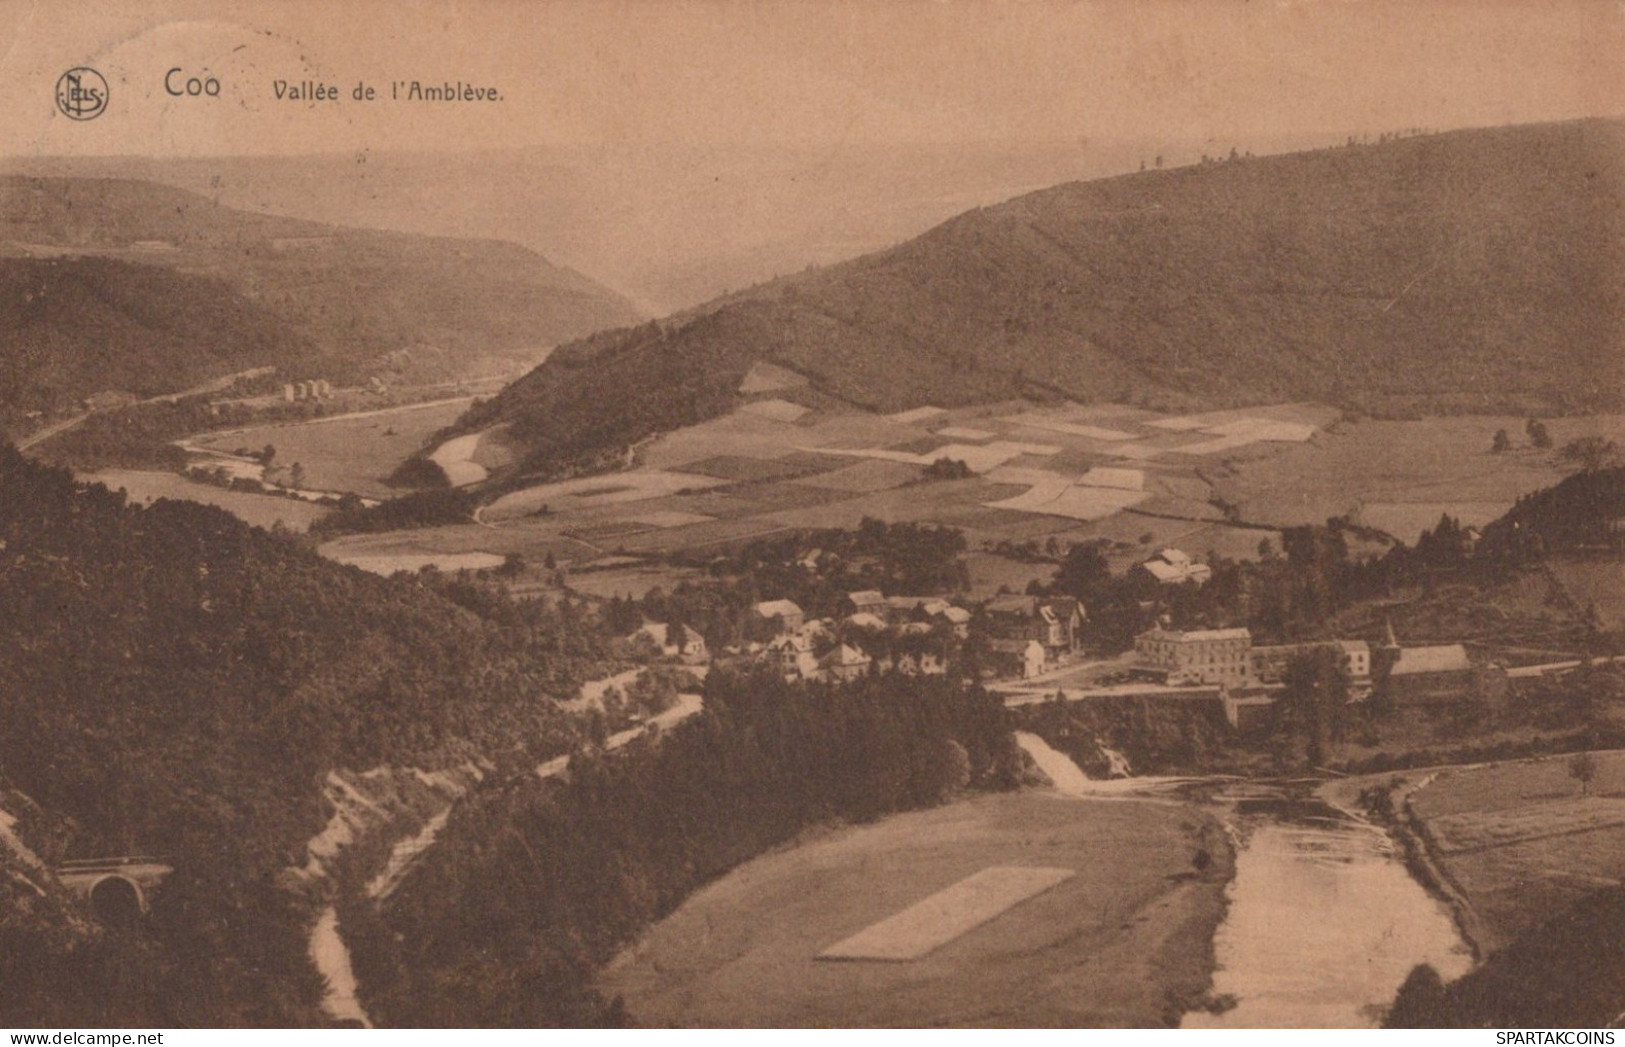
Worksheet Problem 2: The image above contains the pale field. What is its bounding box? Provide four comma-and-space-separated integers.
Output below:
326, 550, 506, 576
482, 470, 727, 522
1408, 751, 1625, 952
89, 469, 329, 532
188, 399, 472, 498
561, 563, 710, 600
1211, 415, 1625, 532
818, 866, 1076, 961
597, 791, 1230, 1028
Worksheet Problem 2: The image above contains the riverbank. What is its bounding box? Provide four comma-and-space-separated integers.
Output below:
596, 789, 1231, 1026
1320, 751, 1625, 1026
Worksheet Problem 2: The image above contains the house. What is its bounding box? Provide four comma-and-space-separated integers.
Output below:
818, 644, 872, 683
1248, 639, 1372, 696
1139, 548, 1213, 585
1134, 627, 1251, 685
990, 639, 1047, 680
638, 621, 708, 665
845, 612, 888, 632
844, 590, 888, 618
985, 595, 1085, 658
937, 605, 972, 638
767, 633, 819, 680
883, 649, 946, 676
1380, 643, 1477, 705
754, 599, 805, 635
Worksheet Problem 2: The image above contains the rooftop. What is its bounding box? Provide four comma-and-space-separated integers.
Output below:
1391, 644, 1473, 675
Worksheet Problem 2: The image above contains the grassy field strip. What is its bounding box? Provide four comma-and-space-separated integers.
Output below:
1427, 798, 1625, 854
817, 865, 1074, 961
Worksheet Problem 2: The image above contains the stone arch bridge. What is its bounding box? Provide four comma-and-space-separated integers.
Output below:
54, 857, 173, 925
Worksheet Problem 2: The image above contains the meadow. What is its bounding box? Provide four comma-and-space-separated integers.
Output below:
187, 398, 474, 498
1407, 751, 1625, 953
88, 469, 329, 532
597, 791, 1229, 1027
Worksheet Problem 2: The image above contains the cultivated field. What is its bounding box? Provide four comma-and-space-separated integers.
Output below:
1407, 751, 1625, 953
1211, 415, 1625, 539
301, 400, 1610, 591
597, 791, 1230, 1027
89, 470, 329, 532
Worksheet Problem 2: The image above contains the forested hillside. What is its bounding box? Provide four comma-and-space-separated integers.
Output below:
0, 447, 610, 1025
0, 256, 324, 424
0, 176, 642, 418
458, 118, 1625, 478
351, 668, 1022, 1026
1481, 465, 1625, 556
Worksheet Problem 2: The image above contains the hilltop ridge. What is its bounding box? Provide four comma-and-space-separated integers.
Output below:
0, 176, 643, 420
455, 119, 1625, 479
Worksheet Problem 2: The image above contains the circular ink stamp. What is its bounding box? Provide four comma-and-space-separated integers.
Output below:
56, 68, 109, 121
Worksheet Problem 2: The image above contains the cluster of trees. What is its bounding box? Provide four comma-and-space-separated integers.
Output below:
310, 487, 478, 536
921, 456, 972, 481
0, 447, 614, 1025
1015, 691, 1234, 777
350, 666, 1023, 1026
1481, 466, 1625, 556
1493, 420, 1619, 471
1387, 881, 1625, 1027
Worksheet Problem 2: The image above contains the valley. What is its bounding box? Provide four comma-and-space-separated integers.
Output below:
2, 107, 1623, 1032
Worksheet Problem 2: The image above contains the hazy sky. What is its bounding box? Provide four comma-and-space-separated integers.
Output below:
1, 0, 1620, 158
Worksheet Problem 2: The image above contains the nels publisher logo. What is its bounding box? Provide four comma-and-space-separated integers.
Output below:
55, 67, 108, 121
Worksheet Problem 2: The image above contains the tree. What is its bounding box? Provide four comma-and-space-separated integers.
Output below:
666, 619, 690, 654
1527, 418, 1553, 450
1560, 436, 1618, 472
1283, 647, 1352, 767
261, 443, 277, 465
289, 462, 306, 490
1053, 542, 1110, 599
1491, 429, 1512, 454
1569, 751, 1599, 796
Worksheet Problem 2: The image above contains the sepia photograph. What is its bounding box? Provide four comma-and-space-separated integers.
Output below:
0, 0, 1622, 1031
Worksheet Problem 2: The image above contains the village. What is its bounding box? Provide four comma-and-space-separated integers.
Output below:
594, 531, 1606, 747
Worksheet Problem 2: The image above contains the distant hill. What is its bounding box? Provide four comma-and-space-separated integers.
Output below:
0, 176, 643, 415
459, 119, 1625, 477
0, 256, 324, 421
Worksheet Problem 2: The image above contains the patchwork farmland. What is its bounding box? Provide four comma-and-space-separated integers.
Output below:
314, 399, 1624, 586
320, 398, 1338, 578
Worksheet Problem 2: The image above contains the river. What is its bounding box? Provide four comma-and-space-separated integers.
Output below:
1185, 792, 1473, 1028
309, 906, 371, 1027
1014, 734, 1473, 1027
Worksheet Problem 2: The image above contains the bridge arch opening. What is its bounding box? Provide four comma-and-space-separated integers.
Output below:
89, 875, 144, 927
